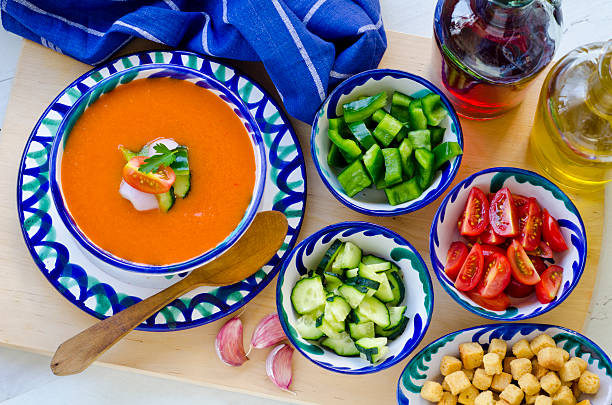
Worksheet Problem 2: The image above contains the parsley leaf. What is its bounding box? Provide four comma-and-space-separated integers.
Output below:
139, 144, 184, 173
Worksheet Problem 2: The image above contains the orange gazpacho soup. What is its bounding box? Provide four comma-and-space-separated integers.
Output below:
61, 78, 256, 265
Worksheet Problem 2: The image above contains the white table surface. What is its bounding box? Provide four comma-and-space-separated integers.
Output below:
0, 1, 611, 404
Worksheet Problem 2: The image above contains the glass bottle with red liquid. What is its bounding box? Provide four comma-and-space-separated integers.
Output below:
432, 0, 563, 119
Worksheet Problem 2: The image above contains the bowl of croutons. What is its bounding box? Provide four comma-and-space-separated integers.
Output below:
397, 323, 611, 405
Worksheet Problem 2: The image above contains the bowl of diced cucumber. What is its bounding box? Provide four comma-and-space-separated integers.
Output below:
276, 221, 434, 374
311, 69, 463, 216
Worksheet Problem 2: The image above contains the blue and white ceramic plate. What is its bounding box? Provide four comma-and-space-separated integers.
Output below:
430, 167, 587, 321
17, 51, 306, 331
397, 323, 612, 405
311, 69, 463, 216
276, 222, 434, 374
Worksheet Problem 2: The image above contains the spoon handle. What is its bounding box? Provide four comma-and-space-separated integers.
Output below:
50, 275, 199, 376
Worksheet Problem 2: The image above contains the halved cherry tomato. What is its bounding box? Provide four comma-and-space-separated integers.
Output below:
445, 241, 469, 280
457, 212, 464, 232
529, 256, 548, 275
455, 243, 485, 291
542, 209, 568, 252
517, 198, 542, 251
477, 253, 512, 298
526, 241, 553, 259
480, 226, 506, 245
460, 187, 489, 236
505, 278, 534, 298
535, 265, 563, 304
122, 156, 176, 194
481, 244, 506, 258
489, 188, 519, 237
467, 290, 511, 311
507, 240, 541, 285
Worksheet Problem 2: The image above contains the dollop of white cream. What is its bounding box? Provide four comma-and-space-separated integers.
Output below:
119, 180, 159, 211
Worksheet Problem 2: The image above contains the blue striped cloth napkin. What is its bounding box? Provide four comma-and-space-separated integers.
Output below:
0, 0, 387, 123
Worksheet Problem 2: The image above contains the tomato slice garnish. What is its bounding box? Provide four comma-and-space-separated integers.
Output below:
481, 244, 506, 258
489, 188, 519, 237
460, 187, 489, 236
542, 209, 568, 252
445, 241, 469, 281
454, 243, 485, 291
480, 226, 506, 245
529, 256, 548, 275
526, 240, 553, 259
517, 198, 542, 251
505, 278, 534, 298
476, 253, 512, 298
535, 265, 563, 304
467, 290, 511, 311
122, 156, 176, 194
507, 240, 541, 285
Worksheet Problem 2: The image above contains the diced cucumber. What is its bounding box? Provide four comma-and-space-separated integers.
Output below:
345, 276, 380, 295
361, 255, 387, 265
338, 284, 366, 309
317, 316, 345, 338
325, 295, 351, 323
316, 240, 343, 275
332, 241, 362, 269
321, 332, 359, 356
355, 337, 388, 363
388, 306, 407, 328
291, 276, 326, 315
375, 307, 409, 340
352, 306, 371, 324
349, 321, 375, 340
357, 296, 390, 328
385, 267, 406, 306
358, 263, 394, 302
371, 345, 390, 364
295, 315, 324, 340
362, 262, 391, 273
173, 174, 191, 198
156, 189, 175, 213
323, 272, 343, 293
345, 268, 359, 278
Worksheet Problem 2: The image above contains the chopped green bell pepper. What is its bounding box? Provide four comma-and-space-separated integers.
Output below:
408, 129, 431, 151
347, 121, 376, 150
408, 99, 428, 130
363, 144, 384, 185
384, 177, 422, 206
328, 129, 361, 162
337, 159, 372, 197
415, 148, 435, 190
433, 141, 463, 170
373, 110, 403, 147
428, 125, 445, 147
421, 93, 447, 126
327, 144, 347, 168
382, 148, 403, 187
342, 91, 388, 123
371, 109, 386, 123
398, 138, 415, 179
390, 91, 412, 123
396, 126, 408, 143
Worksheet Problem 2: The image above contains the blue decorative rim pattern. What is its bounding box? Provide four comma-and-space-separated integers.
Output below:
429, 167, 588, 321
310, 68, 463, 216
397, 323, 612, 404
16, 50, 306, 331
276, 221, 434, 374
48, 64, 268, 274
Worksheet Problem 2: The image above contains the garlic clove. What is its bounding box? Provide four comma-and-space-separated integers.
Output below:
266, 343, 295, 393
215, 317, 248, 366
248, 313, 286, 355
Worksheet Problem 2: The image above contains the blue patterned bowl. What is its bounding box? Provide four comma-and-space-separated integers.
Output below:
276, 221, 434, 374
398, 323, 612, 404
310, 69, 463, 216
49, 64, 267, 276
430, 167, 587, 320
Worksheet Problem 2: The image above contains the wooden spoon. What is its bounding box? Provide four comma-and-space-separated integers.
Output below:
51, 210, 288, 376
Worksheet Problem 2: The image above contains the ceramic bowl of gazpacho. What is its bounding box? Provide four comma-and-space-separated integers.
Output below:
49, 64, 267, 276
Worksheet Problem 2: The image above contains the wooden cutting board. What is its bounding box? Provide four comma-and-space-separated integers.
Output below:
0, 32, 604, 405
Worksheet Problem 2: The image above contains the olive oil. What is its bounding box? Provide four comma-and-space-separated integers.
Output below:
530, 41, 612, 190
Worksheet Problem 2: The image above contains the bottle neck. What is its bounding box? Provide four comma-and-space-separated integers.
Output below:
587, 41, 612, 119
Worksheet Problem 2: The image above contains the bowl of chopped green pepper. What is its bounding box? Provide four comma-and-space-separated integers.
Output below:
311, 69, 463, 216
